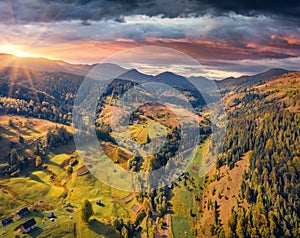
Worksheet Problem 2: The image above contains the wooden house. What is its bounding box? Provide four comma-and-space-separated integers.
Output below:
1, 217, 13, 227
16, 207, 30, 218
20, 218, 36, 233
77, 166, 89, 176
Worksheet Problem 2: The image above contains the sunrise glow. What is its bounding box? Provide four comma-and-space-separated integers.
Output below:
0, 44, 43, 58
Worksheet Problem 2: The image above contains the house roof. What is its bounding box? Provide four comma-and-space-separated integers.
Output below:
1, 217, 13, 226
48, 212, 55, 218
77, 166, 89, 176
21, 218, 36, 229
17, 207, 30, 216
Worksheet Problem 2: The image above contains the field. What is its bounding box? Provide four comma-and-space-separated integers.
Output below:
0, 149, 140, 237
128, 118, 170, 145
171, 217, 193, 238
0, 115, 72, 161
169, 140, 209, 237
0, 116, 143, 237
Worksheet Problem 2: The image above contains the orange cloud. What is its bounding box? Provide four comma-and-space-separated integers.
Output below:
1, 36, 298, 65
282, 36, 300, 45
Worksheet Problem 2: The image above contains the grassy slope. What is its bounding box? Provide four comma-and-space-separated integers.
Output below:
169, 140, 209, 238
198, 152, 251, 237
128, 118, 170, 145
0, 150, 135, 237
0, 116, 142, 238
0, 115, 72, 162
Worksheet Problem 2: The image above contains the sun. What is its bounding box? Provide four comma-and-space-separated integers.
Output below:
0, 43, 45, 103
0, 43, 42, 58
13, 51, 31, 58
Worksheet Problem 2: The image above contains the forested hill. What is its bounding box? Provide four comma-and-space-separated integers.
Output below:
198, 72, 300, 237
0, 53, 95, 76
216, 68, 293, 92
0, 62, 294, 126
0, 67, 84, 124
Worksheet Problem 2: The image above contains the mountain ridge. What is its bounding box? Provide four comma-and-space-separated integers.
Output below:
217, 68, 293, 89
0, 53, 296, 86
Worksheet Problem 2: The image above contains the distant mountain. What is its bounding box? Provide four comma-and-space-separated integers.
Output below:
1, 53, 296, 100
189, 76, 217, 90
149, 71, 214, 106
89, 63, 128, 80
217, 68, 292, 89
118, 69, 152, 83
0, 53, 95, 76
150, 72, 192, 88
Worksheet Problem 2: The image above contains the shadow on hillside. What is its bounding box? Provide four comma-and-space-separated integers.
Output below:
29, 173, 47, 184
0, 126, 18, 137
28, 227, 44, 237
28, 127, 40, 134
13, 125, 32, 136
88, 219, 119, 238
45, 158, 60, 167
166, 186, 175, 215
51, 143, 76, 155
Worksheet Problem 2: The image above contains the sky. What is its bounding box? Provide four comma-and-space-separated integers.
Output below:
0, 0, 299, 79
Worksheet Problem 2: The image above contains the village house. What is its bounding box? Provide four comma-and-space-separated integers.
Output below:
16, 207, 30, 218
1, 217, 13, 227
19, 218, 37, 233
48, 212, 55, 219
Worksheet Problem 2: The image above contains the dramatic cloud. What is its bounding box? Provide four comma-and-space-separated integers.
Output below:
1, 14, 299, 59
1, 0, 300, 23
0, 0, 299, 78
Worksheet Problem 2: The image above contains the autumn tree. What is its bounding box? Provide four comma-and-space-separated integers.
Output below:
121, 226, 129, 238
35, 156, 42, 167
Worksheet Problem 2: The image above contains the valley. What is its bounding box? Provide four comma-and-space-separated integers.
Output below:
0, 56, 299, 238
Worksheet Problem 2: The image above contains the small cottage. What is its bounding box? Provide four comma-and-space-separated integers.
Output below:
20, 218, 37, 233
77, 166, 89, 176
17, 207, 30, 218
167, 182, 173, 189
1, 217, 13, 227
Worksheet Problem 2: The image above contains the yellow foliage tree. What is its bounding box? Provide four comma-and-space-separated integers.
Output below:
35, 156, 42, 167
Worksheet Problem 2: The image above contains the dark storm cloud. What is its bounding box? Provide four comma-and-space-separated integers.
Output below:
197, 0, 300, 19
4, 0, 300, 24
